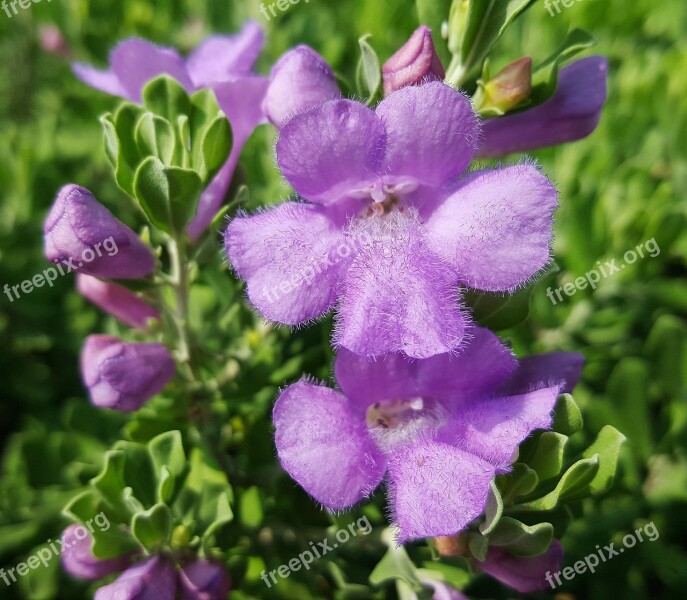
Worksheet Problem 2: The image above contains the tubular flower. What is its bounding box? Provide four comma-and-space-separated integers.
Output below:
226, 82, 557, 358
178, 559, 232, 600
94, 556, 176, 600
273, 327, 583, 542
44, 184, 155, 280
80, 335, 175, 412
72, 22, 269, 239
77, 274, 159, 329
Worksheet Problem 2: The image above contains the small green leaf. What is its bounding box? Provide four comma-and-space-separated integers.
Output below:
466, 286, 533, 331
356, 35, 382, 104
239, 486, 263, 528
134, 113, 177, 165
148, 430, 186, 479
552, 394, 583, 435
517, 455, 600, 510
134, 156, 203, 233
468, 531, 489, 561
200, 113, 232, 182
112, 440, 158, 509
111, 103, 147, 195
370, 535, 423, 589
142, 75, 192, 123
496, 463, 538, 503
583, 425, 626, 494
100, 113, 118, 167
488, 517, 554, 556
479, 481, 503, 535
527, 432, 568, 481
132, 503, 173, 551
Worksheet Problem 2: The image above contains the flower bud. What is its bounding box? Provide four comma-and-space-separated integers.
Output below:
476, 57, 532, 115
80, 335, 175, 412
382, 26, 445, 95
262, 46, 341, 128
44, 184, 155, 280
61, 524, 132, 581
94, 556, 176, 600
77, 274, 159, 329
39, 24, 71, 58
475, 539, 564, 593
178, 559, 231, 600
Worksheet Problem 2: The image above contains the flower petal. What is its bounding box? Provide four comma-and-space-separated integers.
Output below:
263, 45, 341, 128
441, 385, 561, 470
376, 82, 478, 188
425, 164, 557, 292
335, 213, 466, 358
477, 57, 608, 158
186, 21, 264, 87
476, 540, 564, 593
273, 380, 386, 510
388, 440, 495, 543
277, 100, 385, 204
225, 202, 347, 324
188, 76, 269, 240
110, 39, 194, 102
335, 327, 517, 408
499, 351, 585, 395
72, 63, 127, 98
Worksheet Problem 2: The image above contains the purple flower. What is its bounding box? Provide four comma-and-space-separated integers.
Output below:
80, 335, 175, 412
72, 22, 269, 239
61, 524, 132, 581
475, 539, 564, 593
382, 26, 445, 95
262, 45, 341, 128
273, 327, 583, 542
77, 274, 159, 329
94, 556, 176, 600
226, 82, 557, 358
477, 57, 608, 158
178, 559, 231, 600
44, 185, 155, 280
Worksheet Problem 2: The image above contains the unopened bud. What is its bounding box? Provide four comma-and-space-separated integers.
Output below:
476, 57, 532, 115
382, 26, 445, 95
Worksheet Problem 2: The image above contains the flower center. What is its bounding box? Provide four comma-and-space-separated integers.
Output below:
351, 180, 418, 218
366, 397, 425, 429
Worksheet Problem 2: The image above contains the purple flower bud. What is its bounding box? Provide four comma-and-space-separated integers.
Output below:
94, 556, 176, 600
262, 45, 341, 128
80, 335, 175, 412
382, 26, 445, 95
475, 540, 564, 593
44, 184, 155, 280
477, 56, 608, 158
39, 24, 71, 58
178, 559, 231, 600
77, 274, 159, 329
61, 524, 132, 581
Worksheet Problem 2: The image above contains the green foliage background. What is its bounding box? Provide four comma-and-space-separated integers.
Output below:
0, 0, 685, 598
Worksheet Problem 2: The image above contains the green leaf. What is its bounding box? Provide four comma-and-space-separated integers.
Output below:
134, 113, 177, 165
133, 156, 203, 233
201, 491, 233, 553
110, 103, 147, 195
91, 450, 131, 521
517, 455, 600, 510
370, 534, 423, 589
496, 462, 538, 503
100, 113, 118, 167
416, 0, 452, 63
200, 113, 232, 182
530, 29, 596, 105
112, 440, 158, 509
527, 432, 568, 481
356, 35, 382, 104
132, 503, 173, 551
448, 0, 537, 85
142, 75, 192, 123
468, 531, 489, 561
479, 481, 503, 535
488, 517, 554, 556
148, 431, 186, 478
466, 286, 533, 331
552, 394, 583, 435
189, 89, 224, 170
583, 425, 626, 494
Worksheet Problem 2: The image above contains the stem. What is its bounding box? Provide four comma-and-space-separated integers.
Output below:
168, 234, 195, 383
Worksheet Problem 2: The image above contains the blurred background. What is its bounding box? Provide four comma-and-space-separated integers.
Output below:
0, 0, 686, 598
